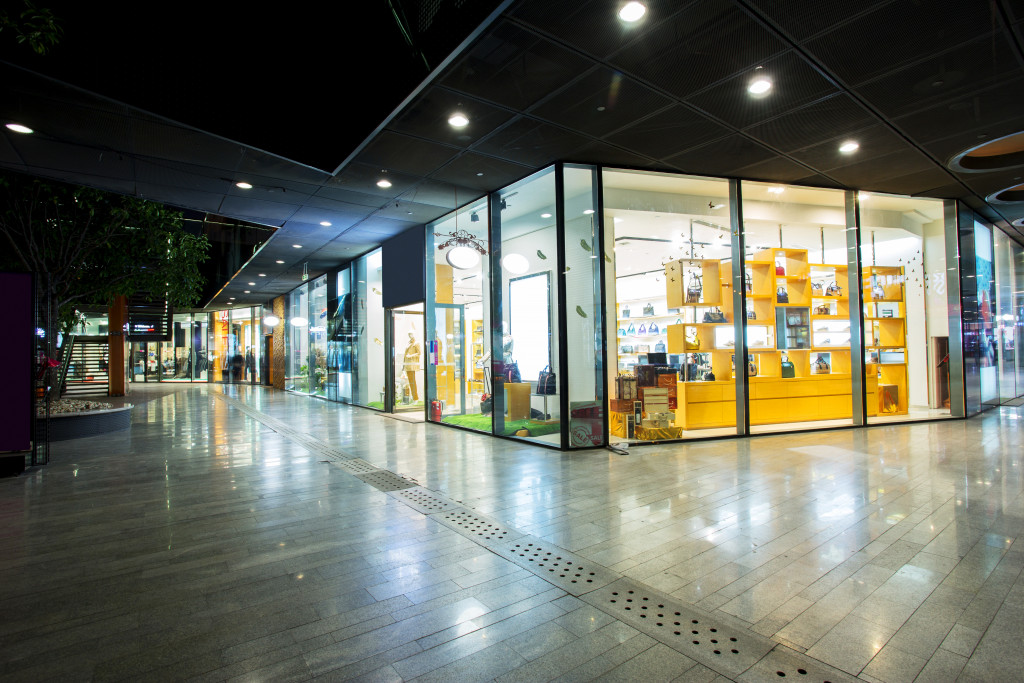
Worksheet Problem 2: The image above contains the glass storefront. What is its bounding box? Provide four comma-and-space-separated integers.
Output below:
286, 284, 310, 392
309, 275, 328, 397
127, 311, 210, 383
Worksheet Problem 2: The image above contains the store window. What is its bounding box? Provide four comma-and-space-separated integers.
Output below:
426, 199, 491, 430
994, 228, 1018, 401
604, 169, 733, 443
162, 313, 195, 381
327, 268, 353, 403
492, 167, 561, 444
861, 194, 952, 421
353, 249, 386, 408
286, 284, 310, 392
308, 275, 328, 397
741, 181, 855, 431
1015, 240, 1024, 397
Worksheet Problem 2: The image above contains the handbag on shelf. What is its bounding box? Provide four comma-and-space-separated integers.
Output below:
704, 370, 716, 381
776, 264, 785, 276
748, 359, 757, 377
745, 271, 753, 294
618, 327, 626, 336
815, 304, 831, 315
787, 313, 802, 325
649, 323, 659, 334
870, 275, 885, 300
686, 272, 703, 303
812, 281, 824, 294
826, 281, 842, 296
777, 286, 789, 304
703, 308, 727, 323
654, 340, 666, 353
620, 344, 634, 354
781, 356, 796, 378
637, 344, 650, 353
643, 303, 655, 316
536, 365, 556, 395
504, 361, 521, 383
638, 323, 647, 335
685, 329, 700, 350
626, 323, 636, 335
675, 318, 683, 326
621, 306, 630, 318
813, 354, 831, 375
746, 309, 756, 320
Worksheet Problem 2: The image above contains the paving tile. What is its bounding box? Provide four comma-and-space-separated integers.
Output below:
861, 643, 927, 683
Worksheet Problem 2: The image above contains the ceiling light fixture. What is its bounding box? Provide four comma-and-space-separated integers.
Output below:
293, 244, 302, 248
290, 316, 308, 327
446, 246, 480, 270
376, 179, 392, 188
258, 273, 266, 277
235, 181, 253, 189
748, 78, 772, 95
6, 123, 33, 134
248, 282, 255, 286
502, 253, 529, 274
618, 1, 646, 22
244, 290, 250, 294
276, 260, 285, 264
263, 314, 280, 327
541, 213, 552, 218
448, 112, 469, 128
320, 221, 332, 227
583, 209, 595, 215
839, 140, 860, 153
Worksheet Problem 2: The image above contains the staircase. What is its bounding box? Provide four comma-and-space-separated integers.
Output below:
62, 336, 109, 396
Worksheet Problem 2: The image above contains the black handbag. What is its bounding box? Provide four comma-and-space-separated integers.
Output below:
813, 354, 830, 374
504, 361, 521, 383
686, 272, 702, 303
826, 281, 842, 296
777, 286, 789, 303
703, 308, 727, 323
704, 370, 715, 381
537, 365, 556, 394
643, 303, 655, 316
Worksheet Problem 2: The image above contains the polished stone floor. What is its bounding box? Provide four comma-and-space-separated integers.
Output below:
1, 384, 1020, 682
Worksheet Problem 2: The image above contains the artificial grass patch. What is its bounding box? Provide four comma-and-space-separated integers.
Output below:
440, 412, 559, 437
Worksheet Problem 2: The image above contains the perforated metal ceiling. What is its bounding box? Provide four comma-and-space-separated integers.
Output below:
1, 0, 1022, 308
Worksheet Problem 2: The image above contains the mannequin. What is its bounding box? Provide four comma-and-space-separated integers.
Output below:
402, 331, 420, 401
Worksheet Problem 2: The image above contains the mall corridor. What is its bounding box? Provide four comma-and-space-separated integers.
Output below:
0, 384, 1021, 682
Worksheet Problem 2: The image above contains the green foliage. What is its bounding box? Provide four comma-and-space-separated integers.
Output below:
0, 171, 210, 336
0, 1, 62, 55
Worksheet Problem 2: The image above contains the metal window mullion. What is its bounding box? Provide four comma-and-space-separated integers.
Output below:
730, 179, 749, 434
595, 166, 610, 447
846, 190, 866, 425
489, 192, 505, 435
945, 200, 966, 417
555, 163, 570, 449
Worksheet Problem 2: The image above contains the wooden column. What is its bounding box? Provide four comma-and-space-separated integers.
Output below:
272, 296, 286, 390
108, 295, 128, 396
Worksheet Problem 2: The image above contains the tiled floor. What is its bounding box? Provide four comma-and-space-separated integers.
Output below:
1, 384, 1021, 682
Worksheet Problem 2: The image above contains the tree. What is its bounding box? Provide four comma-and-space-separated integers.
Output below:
0, 171, 209, 393
0, 0, 62, 55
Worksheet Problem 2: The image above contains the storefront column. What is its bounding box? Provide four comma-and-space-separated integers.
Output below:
272, 296, 286, 390
108, 295, 128, 396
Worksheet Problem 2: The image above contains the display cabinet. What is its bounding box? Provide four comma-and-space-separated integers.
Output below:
863, 265, 907, 414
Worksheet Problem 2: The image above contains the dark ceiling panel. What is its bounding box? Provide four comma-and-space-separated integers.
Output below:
608, 0, 788, 99
386, 87, 515, 148
743, 94, 876, 155
286, 205, 364, 230
356, 132, 459, 177
664, 134, 777, 176
530, 67, 675, 138
236, 150, 331, 186
510, 0, 689, 60
742, 0, 890, 41
405, 179, 483, 210
787, 124, 912, 171
312, 185, 385, 209
430, 152, 533, 191
868, 167, 963, 198
824, 147, 939, 188
474, 117, 590, 167
9, 135, 136, 180
218, 195, 299, 223
804, 2, 999, 86
439, 21, 594, 110
565, 141, 657, 169
851, 34, 1021, 121
376, 200, 450, 224
685, 51, 839, 130
730, 155, 819, 184
603, 105, 731, 160
354, 216, 419, 236
133, 185, 225, 214
329, 162, 421, 200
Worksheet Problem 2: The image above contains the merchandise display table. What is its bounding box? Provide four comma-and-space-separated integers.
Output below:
504, 382, 531, 420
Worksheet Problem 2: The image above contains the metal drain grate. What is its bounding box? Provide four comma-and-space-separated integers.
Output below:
495, 539, 616, 595
392, 487, 461, 513
583, 578, 774, 678
738, 645, 855, 683
354, 469, 417, 491
332, 459, 379, 475
435, 510, 524, 544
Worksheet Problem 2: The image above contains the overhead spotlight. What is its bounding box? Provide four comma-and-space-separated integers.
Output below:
470, 212, 479, 222
748, 67, 772, 96
292, 244, 302, 248
6, 123, 33, 134
320, 221, 332, 227
377, 179, 392, 188
839, 140, 860, 153
618, 1, 646, 22
541, 213, 552, 218
448, 112, 469, 128
258, 273, 266, 277
236, 181, 253, 189
244, 290, 251, 294
275, 260, 285, 264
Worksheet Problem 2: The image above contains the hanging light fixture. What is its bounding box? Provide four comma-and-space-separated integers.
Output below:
435, 188, 486, 270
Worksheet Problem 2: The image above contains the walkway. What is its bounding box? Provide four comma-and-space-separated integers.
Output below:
0, 384, 1020, 682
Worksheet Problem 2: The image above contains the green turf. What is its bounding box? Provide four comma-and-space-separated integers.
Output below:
440, 412, 559, 437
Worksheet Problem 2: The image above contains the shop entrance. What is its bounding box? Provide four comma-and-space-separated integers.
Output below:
389, 303, 424, 414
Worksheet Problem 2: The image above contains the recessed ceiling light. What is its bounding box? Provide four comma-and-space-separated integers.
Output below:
476, 172, 484, 177
767, 186, 785, 195
244, 290, 250, 294
292, 244, 302, 248
248, 282, 255, 286
583, 209, 595, 215
320, 221, 332, 227
858, 192, 871, 200
748, 78, 772, 95
6, 123, 33, 134
541, 213, 552, 218
258, 273, 266, 277
276, 260, 285, 264
618, 1, 646, 22
377, 179, 392, 188
839, 140, 860, 153
448, 112, 469, 128
229, 297, 236, 300
236, 181, 253, 189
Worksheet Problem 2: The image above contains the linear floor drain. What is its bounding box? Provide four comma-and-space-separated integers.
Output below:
392, 488, 461, 513
493, 539, 615, 595
738, 645, 855, 683
436, 510, 524, 543
583, 578, 774, 678
332, 459, 379, 475
354, 469, 417, 492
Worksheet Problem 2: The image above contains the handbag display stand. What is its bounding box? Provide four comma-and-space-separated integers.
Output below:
504, 382, 531, 420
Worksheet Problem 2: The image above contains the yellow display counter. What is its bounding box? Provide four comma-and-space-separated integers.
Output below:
674, 374, 878, 429
504, 382, 532, 420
